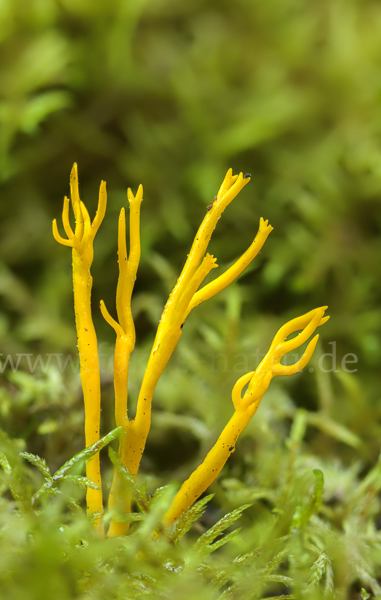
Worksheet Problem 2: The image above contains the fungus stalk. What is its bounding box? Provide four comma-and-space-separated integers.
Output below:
164, 306, 329, 525
53, 164, 106, 533
100, 186, 142, 537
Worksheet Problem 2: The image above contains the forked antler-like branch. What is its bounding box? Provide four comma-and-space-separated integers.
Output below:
53, 164, 107, 534
164, 306, 329, 525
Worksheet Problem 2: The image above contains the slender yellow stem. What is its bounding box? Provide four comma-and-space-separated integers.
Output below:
164, 306, 329, 525
100, 186, 143, 537
53, 164, 106, 534
73, 255, 103, 530
164, 410, 256, 525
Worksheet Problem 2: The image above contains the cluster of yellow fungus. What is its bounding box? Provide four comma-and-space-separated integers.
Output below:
53, 166, 328, 536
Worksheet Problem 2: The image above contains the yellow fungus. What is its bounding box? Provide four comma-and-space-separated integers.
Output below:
164, 306, 329, 525
100, 186, 143, 537
54, 165, 328, 534
52, 164, 106, 534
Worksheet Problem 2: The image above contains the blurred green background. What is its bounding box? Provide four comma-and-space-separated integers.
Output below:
1, 0, 381, 480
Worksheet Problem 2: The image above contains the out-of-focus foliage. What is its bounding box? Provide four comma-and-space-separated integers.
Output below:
1, 0, 381, 597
